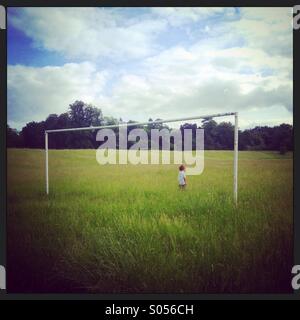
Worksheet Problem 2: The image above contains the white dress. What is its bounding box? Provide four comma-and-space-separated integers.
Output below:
178, 170, 186, 185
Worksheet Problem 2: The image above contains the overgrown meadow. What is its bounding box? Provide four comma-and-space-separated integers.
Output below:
7, 149, 293, 293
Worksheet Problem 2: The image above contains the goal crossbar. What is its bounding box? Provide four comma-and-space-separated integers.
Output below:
45, 112, 239, 204
45, 112, 236, 133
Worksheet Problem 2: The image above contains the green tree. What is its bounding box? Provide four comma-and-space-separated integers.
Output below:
68, 100, 104, 149
7, 125, 23, 148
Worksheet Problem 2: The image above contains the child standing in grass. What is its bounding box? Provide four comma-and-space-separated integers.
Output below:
178, 164, 187, 190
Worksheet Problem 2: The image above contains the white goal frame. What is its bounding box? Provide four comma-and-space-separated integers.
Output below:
45, 112, 239, 203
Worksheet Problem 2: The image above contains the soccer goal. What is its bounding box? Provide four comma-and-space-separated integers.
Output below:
45, 112, 239, 203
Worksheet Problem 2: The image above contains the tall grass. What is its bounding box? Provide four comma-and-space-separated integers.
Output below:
7, 149, 293, 293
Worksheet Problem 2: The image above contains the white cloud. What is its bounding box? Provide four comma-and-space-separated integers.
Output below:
231, 7, 293, 57
106, 74, 292, 123
151, 7, 236, 26
8, 40, 293, 130
99, 32, 292, 125
9, 8, 167, 60
8, 62, 107, 128
8, 7, 293, 130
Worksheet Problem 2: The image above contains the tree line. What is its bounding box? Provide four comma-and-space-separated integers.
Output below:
7, 100, 293, 154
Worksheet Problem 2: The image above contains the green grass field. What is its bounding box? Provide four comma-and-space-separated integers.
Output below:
7, 148, 293, 293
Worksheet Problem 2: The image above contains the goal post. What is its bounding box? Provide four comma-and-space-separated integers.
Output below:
234, 112, 238, 204
45, 112, 239, 204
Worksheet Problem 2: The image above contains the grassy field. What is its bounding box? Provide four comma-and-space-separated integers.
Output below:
7, 148, 293, 293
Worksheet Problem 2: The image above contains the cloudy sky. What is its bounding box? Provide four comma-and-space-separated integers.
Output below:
8, 7, 293, 130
